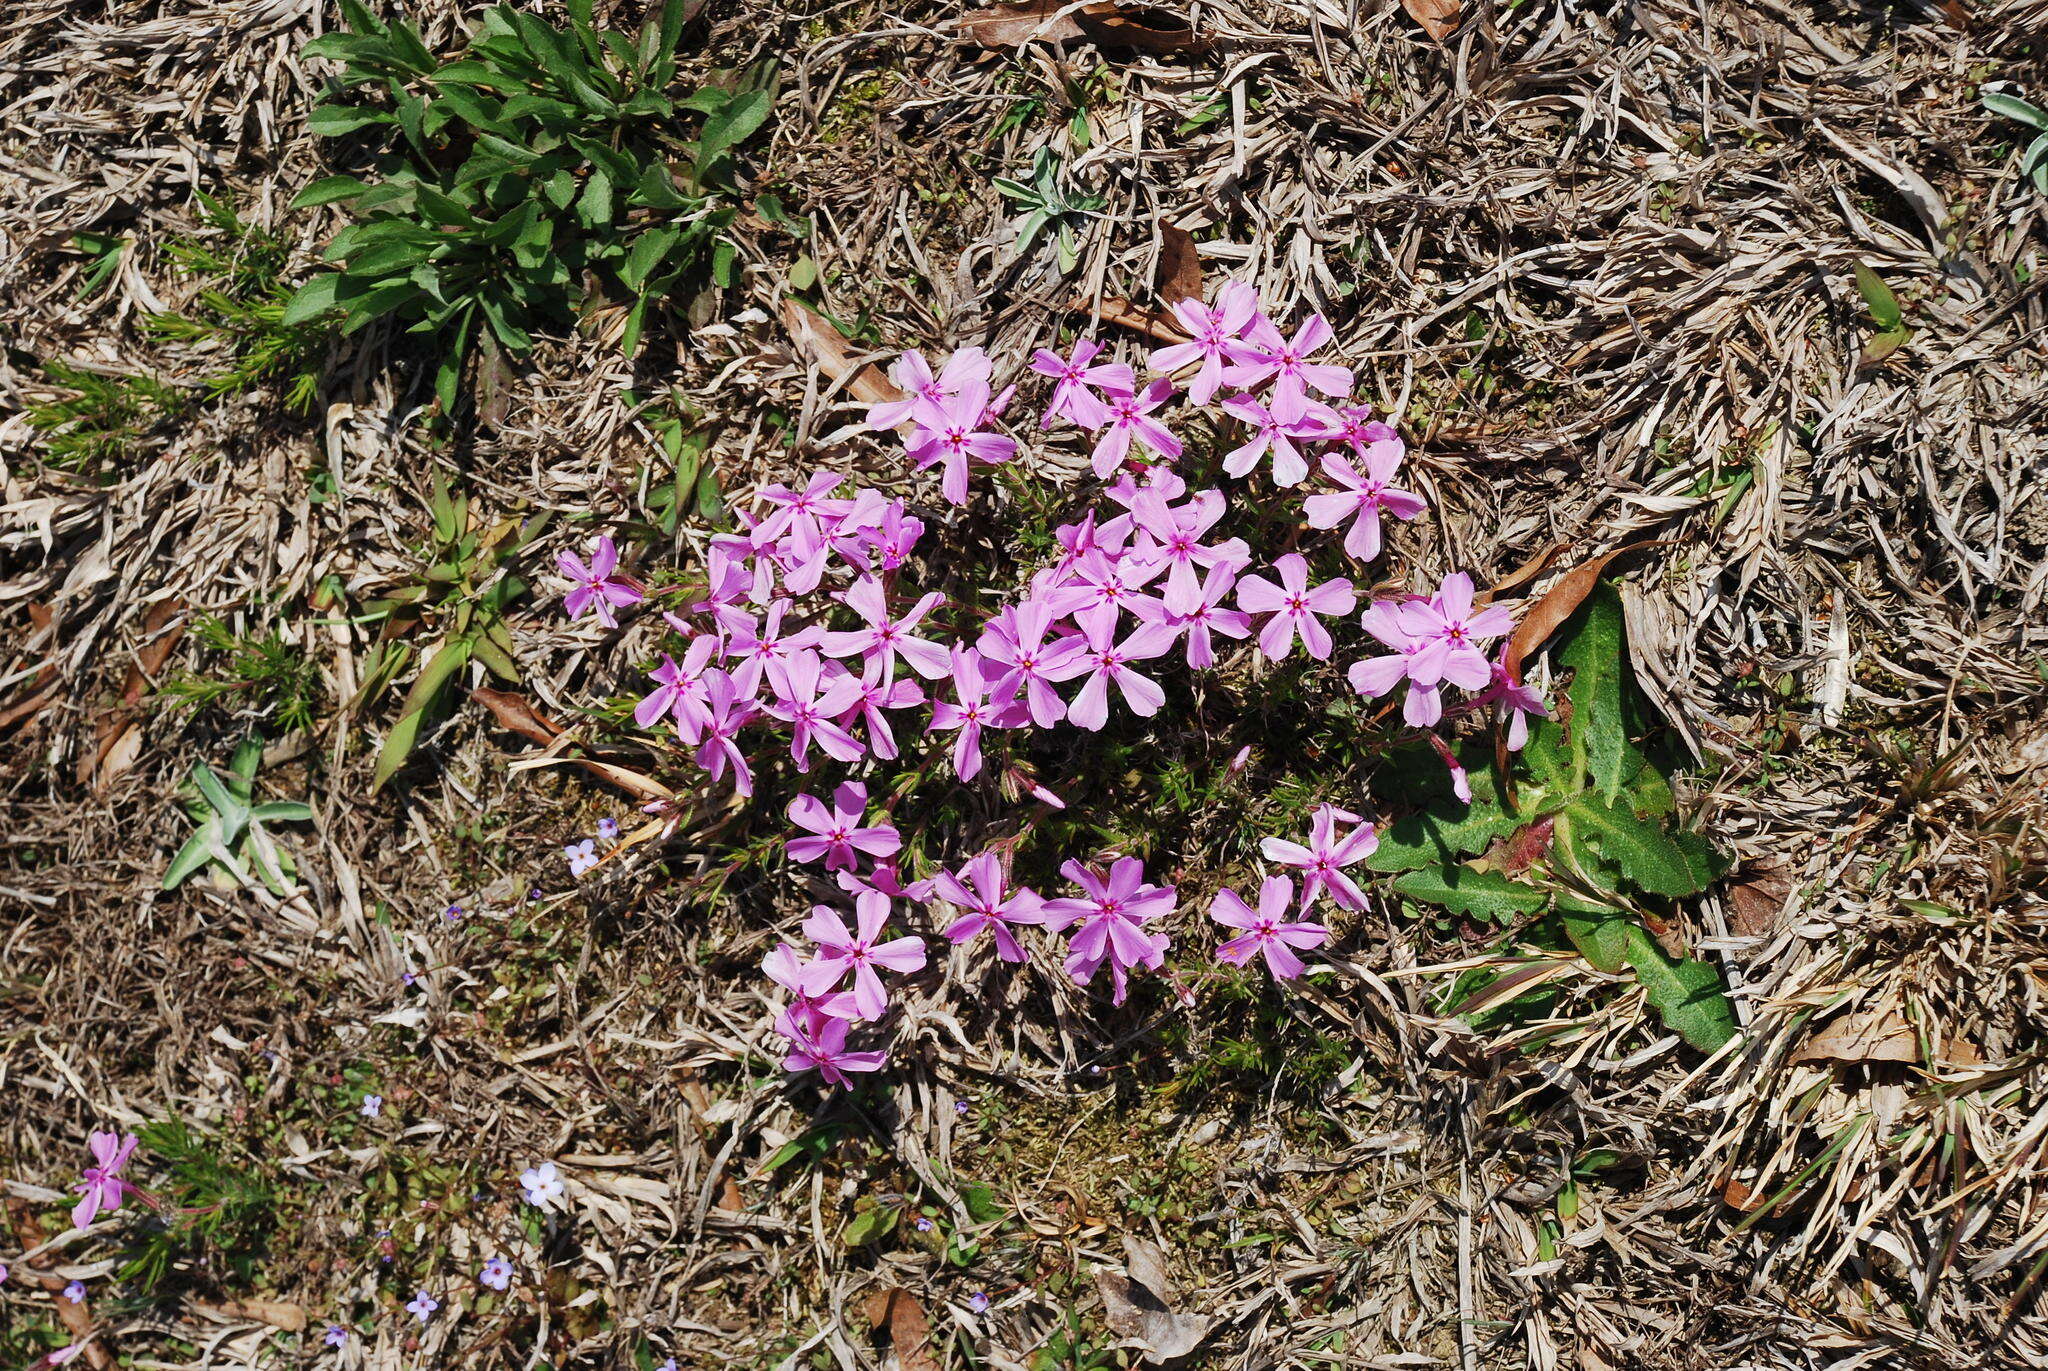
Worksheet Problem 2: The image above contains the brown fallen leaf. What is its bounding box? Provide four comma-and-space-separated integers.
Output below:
471, 686, 563, 747
960, 2, 1204, 55
860, 1287, 941, 1371
1791, 1007, 1918, 1065
1156, 224, 1202, 306
1725, 859, 1794, 938
781, 298, 906, 408
1501, 540, 1665, 684
1096, 1235, 1214, 1364
476, 688, 676, 801
1086, 296, 1191, 345
1401, 0, 1461, 42
86, 597, 188, 790
195, 1297, 308, 1331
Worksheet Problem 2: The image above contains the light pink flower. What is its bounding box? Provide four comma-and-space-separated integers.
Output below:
819, 577, 951, 684
1395, 572, 1515, 689
1235, 554, 1355, 660
1039, 858, 1176, 1005
558, 535, 643, 628
1165, 562, 1253, 669
1091, 380, 1182, 477
764, 941, 860, 1038
1223, 313, 1353, 422
783, 1016, 889, 1088
1303, 444, 1426, 562
1150, 281, 1262, 406
929, 646, 1021, 781
1127, 489, 1248, 615
764, 649, 865, 771
71, 1131, 139, 1230
868, 347, 992, 430
723, 600, 823, 698
934, 852, 1045, 963
1475, 654, 1549, 751
1218, 394, 1337, 487
1031, 339, 1134, 429
1210, 876, 1328, 979
1042, 548, 1167, 639
692, 668, 758, 796
978, 598, 1086, 728
800, 891, 928, 1020
1261, 805, 1379, 910
1043, 618, 1179, 731
787, 781, 901, 872
908, 382, 1017, 505
836, 671, 926, 761
634, 636, 720, 742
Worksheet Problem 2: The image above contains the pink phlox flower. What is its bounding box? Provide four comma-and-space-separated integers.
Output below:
935, 851, 1045, 963
702, 534, 770, 612
558, 534, 644, 628
819, 576, 952, 684
1260, 805, 1379, 910
1396, 572, 1515, 680
1347, 600, 1437, 724
1166, 562, 1253, 669
1235, 553, 1355, 661
1219, 393, 1339, 487
799, 891, 928, 1020
1041, 548, 1167, 639
692, 668, 758, 796
836, 670, 926, 761
868, 347, 992, 430
1150, 280, 1262, 406
978, 597, 1087, 727
765, 649, 866, 771
70, 1130, 140, 1231
787, 781, 901, 871
724, 600, 823, 698
851, 501, 924, 571
782, 1015, 890, 1088
1090, 379, 1182, 478
764, 941, 860, 1037
1043, 617, 1179, 731
634, 635, 720, 741
1104, 464, 1189, 507
908, 381, 1017, 505
1222, 313, 1353, 422
1210, 875, 1329, 979
1474, 653, 1549, 751
756, 473, 849, 594
1303, 445, 1427, 562
1128, 489, 1250, 615
1425, 731, 1473, 804
1031, 339, 1134, 430
1039, 857, 1176, 1005
929, 646, 1023, 781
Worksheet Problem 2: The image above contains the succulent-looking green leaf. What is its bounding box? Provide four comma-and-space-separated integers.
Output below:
1983, 90, 2048, 133
1556, 582, 1645, 801
251, 801, 315, 823
372, 638, 473, 791
163, 825, 221, 890
1852, 262, 1904, 329
959, 1182, 1004, 1225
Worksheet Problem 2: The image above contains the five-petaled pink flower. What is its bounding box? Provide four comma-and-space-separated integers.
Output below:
558, 535, 643, 628
1223, 313, 1353, 422
1090, 379, 1183, 477
978, 598, 1086, 727
929, 646, 1019, 781
71, 1130, 140, 1231
783, 1016, 889, 1088
1235, 554, 1355, 661
1040, 858, 1176, 1005
1210, 876, 1328, 979
908, 382, 1017, 505
786, 781, 901, 872
934, 851, 1045, 963
819, 577, 952, 684
1150, 281, 1262, 407
764, 650, 865, 771
1260, 805, 1379, 910
1031, 339, 1134, 429
1165, 562, 1253, 669
1044, 619, 1179, 731
868, 347, 992, 430
1303, 443, 1426, 562
1354, 573, 1514, 726
764, 941, 859, 1038
1218, 394, 1334, 487
800, 891, 928, 1021
1474, 653, 1549, 751
692, 669, 758, 796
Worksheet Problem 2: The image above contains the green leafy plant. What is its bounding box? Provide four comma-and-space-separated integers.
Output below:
1852, 262, 1911, 367
117, 1118, 277, 1292
993, 147, 1104, 273
22, 360, 188, 476
1369, 582, 1737, 1051
160, 615, 325, 734
1983, 87, 2048, 194
144, 191, 330, 413
163, 738, 315, 894
285, 0, 777, 409
354, 476, 542, 790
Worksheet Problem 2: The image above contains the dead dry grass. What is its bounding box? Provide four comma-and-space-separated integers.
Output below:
4, 0, 2048, 1368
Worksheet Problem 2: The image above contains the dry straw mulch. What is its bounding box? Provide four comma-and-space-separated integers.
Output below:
4, 0, 2048, 1368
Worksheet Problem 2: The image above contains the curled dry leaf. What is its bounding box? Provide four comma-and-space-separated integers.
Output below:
1096, 1235, 1214, 1364
1725, 859, 1795, 938
1791, 1007, 1919, 1065
1084, 295, 1191, 344
780, 298, 907, 408
859, 1287, 941, 1371
1501, 540, 1665, 684
960, 2, 1204, 56
1402, 0, 1461, 42
1156, 223, 1203, 305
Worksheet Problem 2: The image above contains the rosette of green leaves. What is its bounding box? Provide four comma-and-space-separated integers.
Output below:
285, 0, 775, 409
1369, 583, 1738, 1052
